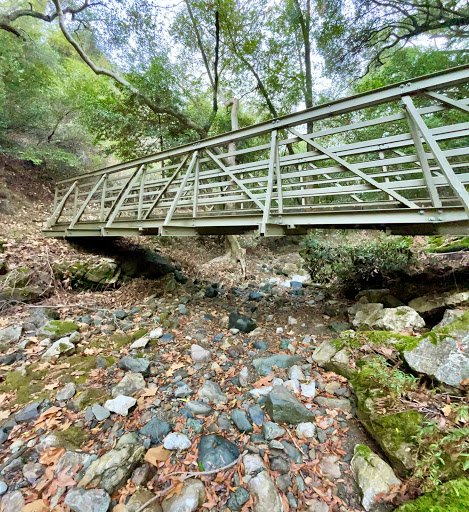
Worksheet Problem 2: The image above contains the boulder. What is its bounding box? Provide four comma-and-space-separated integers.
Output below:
404, 335, 469, 387
162, 478, 205, 512
38, 320, 79, 341
350, 303, 424, 332
409, 291, 469, 319
54, 259, 121, 290
351, 444, 400, 511
41, 337, 75, 360
248, 470, 283, 512
252, 354, 302, 376
265, 386, 316, 424
105, 396, 137, 416
123, 488, 162, 512
64, 488, 111, 512
78, 439, 145, 494
0, 325, 22, 343
197, 435, 240, 471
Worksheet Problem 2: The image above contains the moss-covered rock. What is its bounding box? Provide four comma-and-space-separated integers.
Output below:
0, 366, 49, 404
54, 426, 90, 450
396, 478, 469, 512
73, 388, 109, 410
38, 320, 79, 341
427, 235, 469, 253
54, 259, 121, 290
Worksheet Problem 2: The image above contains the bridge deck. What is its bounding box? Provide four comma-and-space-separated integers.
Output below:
44, 66, 469, 237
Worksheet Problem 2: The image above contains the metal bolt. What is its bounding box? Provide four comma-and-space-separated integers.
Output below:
437, 209, 443, 214
419, 210, 424, 215
400, 84, 405, 89
429, 217, 436, 221
438, 217, 443, 221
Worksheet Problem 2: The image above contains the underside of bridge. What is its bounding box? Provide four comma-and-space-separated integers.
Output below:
44, 65, 469, 238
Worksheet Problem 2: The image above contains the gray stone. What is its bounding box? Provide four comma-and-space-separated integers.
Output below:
306, 499, 329, 512
281, 440, 303, 463
140, 417, 172, 444
130, 336, 150, 349
404, 335, 469, 387
112, 372, 146, 397
350, 303, 424, 332
22, 462, 45, 483
186, 401, 213, 416
319, 454, 341, 479
65, 487, 111, 512
0, 325, 21, 343
315, 396, 352, 412
190, 344, 211, 363
435, 308, 466, 329
227, 487, 250, 511
248, 470, 283, 512
265, 386, 316, 424
296, 422, 315, 439
288, 365, 306, 381
0, 482, 6, 496
15, 402, 40, 423
149, 327, 164, 340
38, 320, 78, 341
197, 434, 240, 471
174, 383, 193, 398
57, 451, 90, 475
92, 404, 111, 421
123, 487, 162, 512
56, 382, 76, 401
239, 366, 249, 387
42, 336, 75, 360
228, 312, 257, 333
262, 421, 286, 441
252, 354, 303, 376
105, 396, 137, 416
312, 340, 338, 366
119, 356, 151, 376
248, 405, 265, 426
163, 432, 191, 450
243, 454, 266, 474
269, 456, 290, 474
300, 381, 316, 398
79, 441, 145, 494
1, 491, 24, 512
231, 409, 253, 433
198, 380, 227, 404
351, 445, 400, 511
162, 478, 205, 512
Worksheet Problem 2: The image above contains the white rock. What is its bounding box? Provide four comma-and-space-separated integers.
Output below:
249, 386, 272, 400
239, 366, 249, 387
283, 379, 300, 394
0, 325, 22, 343
111, 372, 146, 397
69, 331, 81, 344
296, 422, 316, 439
191, 344, 211, 363
288, 365, 306, 381
301, 381, 316, 398
288, 316, 298, 325
248, 470, 283, 512
149, 328, 164, 340
243, 454, 266, 475
130, 336, 150, 349
164, 432, 191, 451
104, 396, 136, 416
39, 338, 52, 347
41, 337, 75, 361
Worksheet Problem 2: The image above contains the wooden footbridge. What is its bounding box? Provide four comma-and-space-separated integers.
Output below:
44, 66, 469, 238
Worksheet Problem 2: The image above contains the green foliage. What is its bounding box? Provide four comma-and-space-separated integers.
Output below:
301, 230, 415, 288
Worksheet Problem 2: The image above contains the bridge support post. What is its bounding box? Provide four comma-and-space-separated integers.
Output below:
261, 130, 278, 234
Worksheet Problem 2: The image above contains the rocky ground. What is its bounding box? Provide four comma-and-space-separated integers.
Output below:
0, 164, 468, 512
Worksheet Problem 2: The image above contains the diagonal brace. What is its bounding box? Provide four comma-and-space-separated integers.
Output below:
425, 92, 469, 115
69, 174, 107, 229
46, 181, 78, 229
288, 127, 417, 208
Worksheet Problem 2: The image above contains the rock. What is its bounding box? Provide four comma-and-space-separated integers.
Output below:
265, 386, 316, 424
191, 344, 211, 363
112, 372, 146, 397
231, 409, 253, 433
351, 445, 400, 511
404, 335, 469, 387
198, 380, 227, 404
0, 325, 21, 343
281, 440, 303, 463
65, 487, 111, 512
356, 289, 403, 308
122, 488, 161, 511
22, 462, 45, 483
239, 366, 249, 387
228, 312, 257, 333
197, 435, 240, 471
149, 328, 164, 340
319, 454, 341, 479
42, 337, 75, 360
1, 491, 24, 512
244, 454, 266, 474
300, 381, 316, 398
119, 356, 151, 376
15, 402, 40, 423
248, 470, 283, 512
38, 320, 79, 341
78, 440, 145, 494
227, 487, 250, 511
305, 499, 329, 512
162, 478, 205, 512
186, 401, 213, 416
296, 422, 315, 439
435, 308, 466, 329
409, 291, 469, 319
349, 303, 384, 329
312, 340, 338, 367
0, 482, 6, 496
104, 396, 137, 415
252, 354, 302, 376
269, 455, 290, 474
248, 405, 265, 426
350, 303, 424, 332
56, 382, 76, 401
315, 396, 352, 412
130, 336, 150, 349
92, 404, 111, 421
163, 432, 191, 450
140, 417, 172, 444
262, 421, 286, 441
57, 451, 90, 475
288, 365, 305, 381
174, 383, 193, 398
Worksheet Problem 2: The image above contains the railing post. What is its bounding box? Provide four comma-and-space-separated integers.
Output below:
138, 167, 147, 220
261, 130, 278, 234
100, 175, 108, 222
45, 181, 78, 229
192, 154, 200, 218
69, 174, 107, 229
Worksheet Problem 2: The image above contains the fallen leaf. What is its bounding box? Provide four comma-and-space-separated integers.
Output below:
442, 405, 452, 417
23, 499, 49, 512
144, 446, 171, 465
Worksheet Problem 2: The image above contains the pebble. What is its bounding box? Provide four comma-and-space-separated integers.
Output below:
104, 396, 137, 416
301, 381, 316, 398
164, 432, 191, 450
191, 344, 211, 363
0, 482, 6, 496
91, 404, 110, 421
296, 422, 316, 439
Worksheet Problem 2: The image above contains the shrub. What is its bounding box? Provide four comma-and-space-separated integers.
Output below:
300, 230, 415, 289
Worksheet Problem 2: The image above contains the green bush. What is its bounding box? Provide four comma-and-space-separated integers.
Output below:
300, 230, 415, 288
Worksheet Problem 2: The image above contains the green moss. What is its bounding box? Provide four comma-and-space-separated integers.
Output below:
0, 367, 49, 404
433, 311, 469, 336
353, 444, 373, 462
54, 426, 90, 449
396, 478, 469, 512
111, 333, 133, 349
41, 320, 79, 339
89, 338, 107, 349
428, 235, 469, 253
338, 330, 422, 354
132, 329, 148, 341
73, 388, 109, 410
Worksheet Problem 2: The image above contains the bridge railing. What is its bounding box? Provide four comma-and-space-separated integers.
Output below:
45, 65, 469, 236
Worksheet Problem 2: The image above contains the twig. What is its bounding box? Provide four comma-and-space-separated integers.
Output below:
286, 426, 306, 457
135, 451, 246, 512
